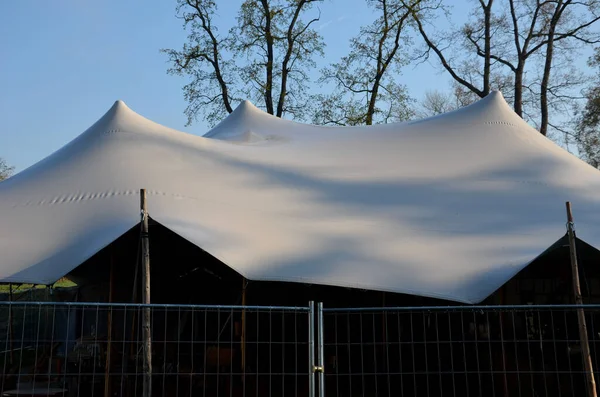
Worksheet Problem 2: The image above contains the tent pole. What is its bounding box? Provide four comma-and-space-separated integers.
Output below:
104, 249, 115, 397
140, 189, 152, 397
566, 201, 597, 397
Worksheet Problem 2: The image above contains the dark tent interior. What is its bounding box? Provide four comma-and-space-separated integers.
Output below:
3, 221, 600, 396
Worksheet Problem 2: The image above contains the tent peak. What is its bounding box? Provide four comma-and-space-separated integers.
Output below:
481, 90, 510, 108
112, 99, 129, 110
235, 100, 261, 114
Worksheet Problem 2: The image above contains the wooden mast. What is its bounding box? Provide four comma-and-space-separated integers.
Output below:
566, 201, 597, 397
141, 189, 152, 397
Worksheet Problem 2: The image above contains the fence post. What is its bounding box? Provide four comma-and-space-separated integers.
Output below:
566, 201, 597, 397
317, 302, 325, 397
309, 301, 316, 397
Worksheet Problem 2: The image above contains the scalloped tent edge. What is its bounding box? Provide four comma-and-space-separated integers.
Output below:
2, 91, 600, 304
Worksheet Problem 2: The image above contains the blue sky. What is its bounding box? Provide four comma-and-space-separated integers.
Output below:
0, 0, 579, 173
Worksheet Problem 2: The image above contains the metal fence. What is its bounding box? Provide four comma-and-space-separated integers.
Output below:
0, 302, 313, 397
320, 304, 600, 397
3, 302, 600, 397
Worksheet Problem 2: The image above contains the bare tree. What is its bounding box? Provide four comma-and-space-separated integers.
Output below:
538, 0, 600, 135
163, 0, 324, 125
0, 158, 14, 182
313, 0, 423, 126
408, 0, 498, 99
411, 0, 600, 136
575, 48, 600, 168
232, 0, 324, 119
415, 89, 459, 118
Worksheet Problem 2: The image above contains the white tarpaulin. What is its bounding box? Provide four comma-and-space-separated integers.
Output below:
1, 91, 600, 303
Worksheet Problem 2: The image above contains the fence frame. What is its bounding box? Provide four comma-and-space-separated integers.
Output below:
0, 300, 317, 397
4, 300, 600, 396
318, 303, 600, 397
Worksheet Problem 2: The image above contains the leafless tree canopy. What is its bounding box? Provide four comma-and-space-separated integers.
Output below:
0, 158, 14, 182
410, 0, 600, 136
312, 0, 425, 126
164, 0, 600, 168
163, 0, 324, 125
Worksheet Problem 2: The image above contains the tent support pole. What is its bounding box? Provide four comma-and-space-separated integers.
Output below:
140, 189, 152, 397
566, 201, 597, 397
104, 249, 115, 397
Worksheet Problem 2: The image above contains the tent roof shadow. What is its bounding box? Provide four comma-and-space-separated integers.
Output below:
64, 221, 600, 306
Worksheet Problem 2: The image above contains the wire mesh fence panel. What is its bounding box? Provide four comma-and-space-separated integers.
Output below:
0, 302, 312, 397
320, 305, 600, 397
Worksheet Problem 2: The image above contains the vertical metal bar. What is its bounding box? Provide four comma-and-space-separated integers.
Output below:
485, 312, 495, 397
282, 309, 286, 397
422, 312, 430, 397
161, 308, 167, 397
294, 309, 298, 397
447, 311, 456, 397
176, 307, 181, 397
435, 312, 442, 397
384, 311, 391, 397
47, 304, 57, 397
347, 312, 353, 396
120, 306, 128, 397
371, 311, 378, 397
317, 303, 325, 397
308, 301, 315, 397
460, 311, 469, 397
1, 304, 9, 397
510, 310, 522, 397
533, 310, 548, 397
566, 201, 597, 397
203, 308, 207, 397
62, 304, 72, 393
91, 305, 100, 397
32, 304, 42, 388
359, 312, 365, 397
334, 311, 339, 397
549, 309, 561, 395
230, 308, 234, 397
397, 311, 404, 397
269, 308, 272, 397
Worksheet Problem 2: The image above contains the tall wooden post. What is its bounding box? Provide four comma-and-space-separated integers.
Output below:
566, 201, 597, 397
141, 189, 152, 397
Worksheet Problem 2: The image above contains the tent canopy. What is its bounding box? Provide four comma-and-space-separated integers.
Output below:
1, 91, 600, 304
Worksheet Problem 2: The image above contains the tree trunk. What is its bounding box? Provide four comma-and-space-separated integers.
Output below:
261, 0, 275, 115
277, 0, 306, 118
514, 63, 524, 117
540, 1, 564, 136
482, 0, 493, 96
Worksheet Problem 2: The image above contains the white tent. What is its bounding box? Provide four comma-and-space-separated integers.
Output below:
1, 91, 600, 304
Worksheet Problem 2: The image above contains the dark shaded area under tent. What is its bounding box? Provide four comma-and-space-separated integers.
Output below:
2, 220, 600, 397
